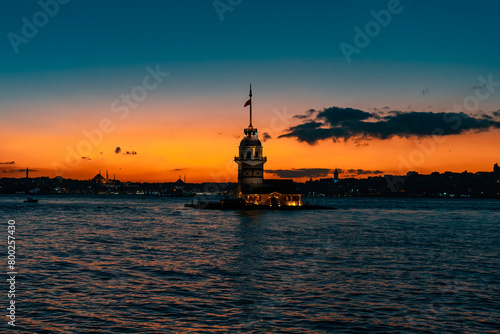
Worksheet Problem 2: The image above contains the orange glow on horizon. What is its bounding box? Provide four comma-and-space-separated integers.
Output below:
2, 101, 500, 182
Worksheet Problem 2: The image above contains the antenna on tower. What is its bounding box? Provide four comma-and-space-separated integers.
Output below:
249, 83, 253, 127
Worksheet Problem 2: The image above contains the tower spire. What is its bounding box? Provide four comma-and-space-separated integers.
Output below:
249, 83, 252, 127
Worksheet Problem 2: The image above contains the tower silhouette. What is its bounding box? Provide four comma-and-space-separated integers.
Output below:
234, 84, 267, 197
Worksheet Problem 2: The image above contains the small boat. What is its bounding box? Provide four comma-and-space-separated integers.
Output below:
24, 197, 38, 203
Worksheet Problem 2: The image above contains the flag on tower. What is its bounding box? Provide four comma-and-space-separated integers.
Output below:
244, 99, 251, 107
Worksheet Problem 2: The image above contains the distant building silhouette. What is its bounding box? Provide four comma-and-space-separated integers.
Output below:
234, 85, 302, 206
494, 163, 500, 175
92, 172, 106, 184
175, 176, 185, 185
334, 168, 339, 181
92, 170, 116, 184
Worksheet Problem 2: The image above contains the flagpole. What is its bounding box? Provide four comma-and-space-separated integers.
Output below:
249, 83, 252, 127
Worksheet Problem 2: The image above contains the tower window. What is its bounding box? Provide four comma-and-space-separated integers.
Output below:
255, 151, 259, 158
246, 151, 251, 159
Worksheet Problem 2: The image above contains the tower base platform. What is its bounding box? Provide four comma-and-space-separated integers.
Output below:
184, 198, 335, 210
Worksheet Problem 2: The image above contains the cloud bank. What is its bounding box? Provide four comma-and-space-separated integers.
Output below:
266, 168, 332, 178
1, 168, 37, 174
265, 168, 384, 179
279, 106, 500, 144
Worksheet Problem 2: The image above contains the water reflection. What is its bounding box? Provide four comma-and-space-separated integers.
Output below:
1, 195, 498, 333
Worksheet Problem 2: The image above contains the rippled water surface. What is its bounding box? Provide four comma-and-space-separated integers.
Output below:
1, 195, 499, 333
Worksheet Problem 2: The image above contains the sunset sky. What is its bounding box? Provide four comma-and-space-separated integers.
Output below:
1, 0, 500, 182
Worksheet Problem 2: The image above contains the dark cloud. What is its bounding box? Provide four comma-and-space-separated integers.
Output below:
353, 139, 369, 147
115, 146, 136, 155
293, 109, 318, 119
1, 168, 37, 173
370, 109, 384, 119
265, 167, 384, 178
279, 106, 500, 145
172, 168, 183, 171
266, 168, 332, 178
81, 156, 91, 160
317, 107, 372, 125
262, 132, 272, 142
0, 161, 15, 165
279, 121, 336, 144
345, 169, 384, 175
326, 168, 382, 176
422, 88, 429, 95
388, 110, 403, 115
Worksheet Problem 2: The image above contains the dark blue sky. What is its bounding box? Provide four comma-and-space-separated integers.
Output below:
1, 0, 500, 114
3, 1, 500, 72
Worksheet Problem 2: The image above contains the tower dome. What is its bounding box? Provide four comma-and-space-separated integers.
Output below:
239, 127, 262, 147
238, 126, 264, 161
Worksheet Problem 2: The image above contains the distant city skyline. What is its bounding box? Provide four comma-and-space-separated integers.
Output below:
1, 1, 500, 182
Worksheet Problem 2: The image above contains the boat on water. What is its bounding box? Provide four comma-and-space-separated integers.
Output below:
24, 197, 38, 203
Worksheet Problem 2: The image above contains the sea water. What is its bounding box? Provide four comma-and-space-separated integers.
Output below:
1, 195, 499, 333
